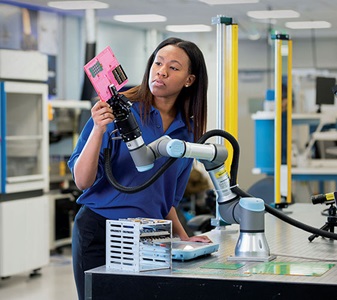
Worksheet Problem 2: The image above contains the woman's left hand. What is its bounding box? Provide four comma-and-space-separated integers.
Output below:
184, 235, 212, 243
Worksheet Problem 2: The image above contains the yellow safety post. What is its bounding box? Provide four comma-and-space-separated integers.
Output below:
272, 33, 292, 206
224, 23, 239, 173
287, 40, 293, 205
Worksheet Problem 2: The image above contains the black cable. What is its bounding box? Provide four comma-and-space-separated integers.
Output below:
197, 129, 240, 187
104, 129, 240, 193
104, 148, 177, 194
104, 128, 337, 240
197, 130, 337, 241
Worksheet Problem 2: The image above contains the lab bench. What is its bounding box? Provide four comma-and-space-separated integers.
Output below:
85, 203, 337, 299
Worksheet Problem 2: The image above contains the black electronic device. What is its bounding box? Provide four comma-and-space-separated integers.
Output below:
308, 192, 337, 242
315, 76, 336, 113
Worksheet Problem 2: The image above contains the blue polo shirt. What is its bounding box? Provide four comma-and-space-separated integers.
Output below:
68, 102, 194, 220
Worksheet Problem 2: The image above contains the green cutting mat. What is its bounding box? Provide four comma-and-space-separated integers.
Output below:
200, 262, 245, 270
245, 262, 335, 276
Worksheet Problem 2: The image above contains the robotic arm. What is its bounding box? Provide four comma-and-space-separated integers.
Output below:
149, 136, 272, 261
104, 90, 272, 260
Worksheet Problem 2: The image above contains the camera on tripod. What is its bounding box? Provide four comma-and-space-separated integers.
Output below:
309, 192, 337, 242
311, 192, 336, 206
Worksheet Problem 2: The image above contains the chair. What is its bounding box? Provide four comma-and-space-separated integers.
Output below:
246, 177, 275, 205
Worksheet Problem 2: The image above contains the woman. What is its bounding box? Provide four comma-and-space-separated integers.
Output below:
68, 37, 210, 300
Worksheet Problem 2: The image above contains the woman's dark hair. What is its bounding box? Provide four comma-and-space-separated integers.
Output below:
122, 37, 208, 142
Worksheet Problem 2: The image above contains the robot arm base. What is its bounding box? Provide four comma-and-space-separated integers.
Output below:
218, 197, 274, 261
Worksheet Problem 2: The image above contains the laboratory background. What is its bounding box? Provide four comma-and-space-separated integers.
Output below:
1, 0, 337, 299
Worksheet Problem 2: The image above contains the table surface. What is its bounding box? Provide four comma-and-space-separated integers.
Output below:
87, 204, 337, 286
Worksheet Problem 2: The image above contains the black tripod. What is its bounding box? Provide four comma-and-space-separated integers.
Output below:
308, 204, 337, 242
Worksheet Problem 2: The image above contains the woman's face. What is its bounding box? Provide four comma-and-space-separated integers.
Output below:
149, 45, 195, 102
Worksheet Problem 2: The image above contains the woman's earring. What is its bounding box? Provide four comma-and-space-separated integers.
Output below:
185, 84, 189, 87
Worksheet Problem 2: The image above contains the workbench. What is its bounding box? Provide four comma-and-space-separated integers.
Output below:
85, 204, 337, 299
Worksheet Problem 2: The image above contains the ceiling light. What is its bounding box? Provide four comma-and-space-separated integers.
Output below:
165, 24, 212, 33
48, 1, 109, 10
113, 14, 167, 23
285, 21, 331, 29
247, 10, 300, 19
199, 0, 259, 4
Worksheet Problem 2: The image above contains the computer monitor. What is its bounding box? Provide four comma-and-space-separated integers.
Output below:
315, 76, 336, 112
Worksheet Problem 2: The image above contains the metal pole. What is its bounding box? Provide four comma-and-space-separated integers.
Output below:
274, 37, 282, 205
212, 16, 233, 143
213, 16, 225, 144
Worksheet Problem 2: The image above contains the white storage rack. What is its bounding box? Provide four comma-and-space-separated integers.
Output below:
106, 218, 172, 272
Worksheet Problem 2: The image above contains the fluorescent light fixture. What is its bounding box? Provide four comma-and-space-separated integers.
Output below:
248, 33, 261, 41
285, 21, 331, 29
200, 0, 259, 4
48, 1, 109, 10
247, 10, 300, 19
166, 24, 212, 33
113, 14, 167, 23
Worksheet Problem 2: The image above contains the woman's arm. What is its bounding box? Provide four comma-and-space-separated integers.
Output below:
166, 206, 211, 243
73, 101, 114, 190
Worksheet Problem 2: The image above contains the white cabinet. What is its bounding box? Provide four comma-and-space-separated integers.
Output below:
0, 81, 49, 196
0, 195, 50, 277
0, 50, 50, 277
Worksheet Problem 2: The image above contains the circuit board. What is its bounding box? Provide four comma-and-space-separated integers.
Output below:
84, 46, 128, 101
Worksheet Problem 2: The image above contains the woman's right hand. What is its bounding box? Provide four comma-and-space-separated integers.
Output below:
91, 100, 114, 133
73, 100, 114, 190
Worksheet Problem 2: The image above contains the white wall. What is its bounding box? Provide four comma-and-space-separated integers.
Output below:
96, 22, 148, 86
57, 16, 83, 100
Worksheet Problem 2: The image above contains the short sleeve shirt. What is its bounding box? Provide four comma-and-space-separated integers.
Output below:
67, 102, 194, 220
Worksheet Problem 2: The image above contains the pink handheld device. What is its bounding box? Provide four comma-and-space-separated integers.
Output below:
84, 46, 128, 101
